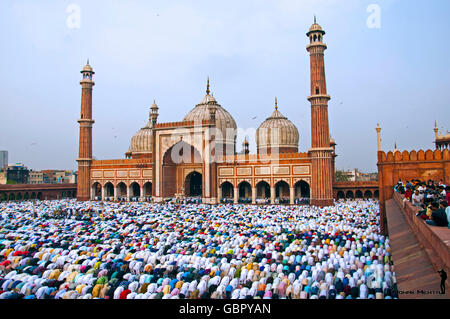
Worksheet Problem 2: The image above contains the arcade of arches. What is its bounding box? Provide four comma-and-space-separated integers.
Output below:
90, 181, 153, 201
219, 179, 311, 204
0, 184, 77, 202
333, 181, 379, 201
335, 189, 379, 200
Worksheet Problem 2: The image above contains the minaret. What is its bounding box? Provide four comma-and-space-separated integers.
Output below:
150, 99, 159, 199
150, 99, 159, 126
376, 123, 382, 152
76, 61, 95, 201
434, 120, 439, 139
306, 19, 334, 207
243, 138, 250, 155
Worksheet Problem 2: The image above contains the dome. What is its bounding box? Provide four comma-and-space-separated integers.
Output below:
309, 23, 323, 33
81, 60, 94, 73
436, 132, 450, 141
128, 122, 153, 155
256, 98, 299, 154
306, 17, 325, 36
183, 80, 237, 149
127, 101, 158, 157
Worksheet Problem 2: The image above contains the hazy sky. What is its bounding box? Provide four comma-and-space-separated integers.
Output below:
0, 0, 449, 172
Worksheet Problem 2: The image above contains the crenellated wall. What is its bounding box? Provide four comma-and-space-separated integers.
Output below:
377, 148, 450, 235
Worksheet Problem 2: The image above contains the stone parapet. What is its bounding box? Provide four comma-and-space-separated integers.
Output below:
393, 192, 450, 275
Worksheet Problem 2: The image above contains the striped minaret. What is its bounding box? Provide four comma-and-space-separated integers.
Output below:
76, 61, 95, 201
306, 19, 334, 207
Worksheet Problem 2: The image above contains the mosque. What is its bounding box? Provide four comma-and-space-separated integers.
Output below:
76, 20, 337, 207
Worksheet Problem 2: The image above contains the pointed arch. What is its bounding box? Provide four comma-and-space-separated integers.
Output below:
116, 182, 127, 200
143, 182, 152, 198
91, 182, 102, 200
294, 180, 310, 199
238, 181, 252, 202
220, 181, 234, 201
104, 182, 114, 199
256, 180, 270, 199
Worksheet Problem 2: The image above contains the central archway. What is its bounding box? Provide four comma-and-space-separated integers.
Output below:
162, 140, 202, 198
185, 171, 202, 197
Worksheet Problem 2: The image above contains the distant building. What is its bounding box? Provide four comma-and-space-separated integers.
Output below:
341, 169, 357, 182
357, 172, 378, 182
0, 151, 7, 169
2, 164, 30, 184
336, 169, 378, 182
29, 171, 44, 184
34, 170, 77, 184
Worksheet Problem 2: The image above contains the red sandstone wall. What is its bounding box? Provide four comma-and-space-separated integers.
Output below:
377, 148, 450, 234
393, 192, 450, 275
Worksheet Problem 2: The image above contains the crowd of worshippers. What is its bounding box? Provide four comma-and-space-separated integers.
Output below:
220, 198, 310, 205
0, 199, 398, 299
394, 179, 450, 228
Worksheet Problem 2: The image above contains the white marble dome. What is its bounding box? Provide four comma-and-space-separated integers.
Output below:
128, 122, 153, 155
183, 81, 237, 150
256, 99, 299, 153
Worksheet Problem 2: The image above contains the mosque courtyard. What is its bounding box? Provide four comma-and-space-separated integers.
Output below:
0, 199, 397, 299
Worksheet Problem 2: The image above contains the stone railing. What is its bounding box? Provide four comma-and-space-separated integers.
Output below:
393, 192, 450, 274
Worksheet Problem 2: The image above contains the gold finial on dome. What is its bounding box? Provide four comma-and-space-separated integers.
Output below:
275, 96, 278, 110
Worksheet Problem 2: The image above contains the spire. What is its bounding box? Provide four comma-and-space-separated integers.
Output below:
206, 77, 210, 95
434, 120, 439, 138
243, 137, 249, 155
376, 123, 382, 152
314, 15, 317, 24
152, 99, 158, 108
275, 96, 278, 110
87, 58, 90, 65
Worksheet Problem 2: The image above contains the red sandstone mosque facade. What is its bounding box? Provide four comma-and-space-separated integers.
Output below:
76, 20, 337, 206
